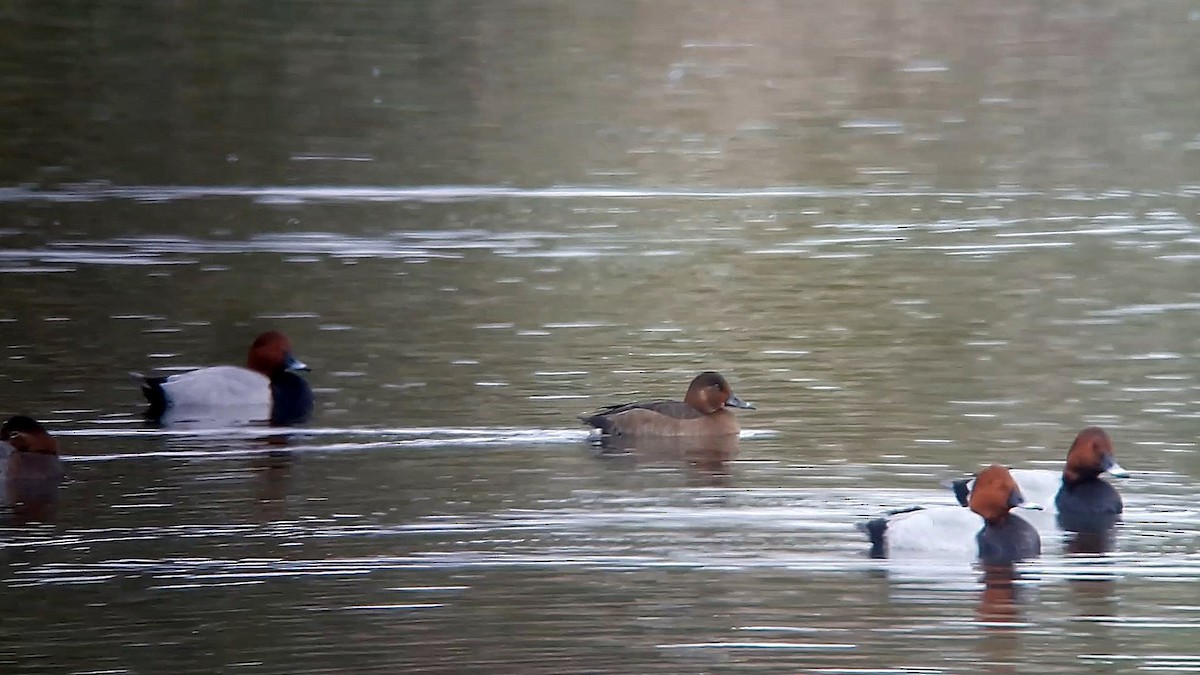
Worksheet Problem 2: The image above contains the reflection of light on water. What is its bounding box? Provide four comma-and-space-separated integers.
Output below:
44, 425, 781, 463
657, 641, 856, 651
0, 184, 1048, 204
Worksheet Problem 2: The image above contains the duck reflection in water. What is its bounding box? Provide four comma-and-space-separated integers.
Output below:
1060, 504, 1121, 639
1, 416, 65, 524
1058, 510, 1120, 555
976, 563, 1026, 674
591, 435, 740, 487
978, 563, 1021, 623
251, 446, 294, 521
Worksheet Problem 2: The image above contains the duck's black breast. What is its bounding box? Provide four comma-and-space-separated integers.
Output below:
1055, 478, 1123, 516
976, 514, 1041, 565
1056, 479, 1122, 534
270, 371, 314, 426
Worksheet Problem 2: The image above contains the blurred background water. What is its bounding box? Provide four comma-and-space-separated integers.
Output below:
2, 1, 1200, 672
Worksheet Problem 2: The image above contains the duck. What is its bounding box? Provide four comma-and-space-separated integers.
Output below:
947, 427, 1127, 526
141, 330, 313, 426
579, 371, 754, 438
859, 464, 1042, 564
1, 415, 60, 455
1, 415, 66, 515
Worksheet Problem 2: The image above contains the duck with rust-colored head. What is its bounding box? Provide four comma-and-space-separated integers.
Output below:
141, 331, 313, 426
860, 464, 1042, 565
948, 427, 1127, 529
579, 371, 754, 438
1, 415, 65, 516
1, 415, 59, 456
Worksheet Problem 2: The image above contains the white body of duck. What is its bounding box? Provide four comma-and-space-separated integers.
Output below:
157, 366, 273, 411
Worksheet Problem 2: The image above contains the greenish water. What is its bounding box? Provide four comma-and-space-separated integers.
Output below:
3, 1, 1200, 672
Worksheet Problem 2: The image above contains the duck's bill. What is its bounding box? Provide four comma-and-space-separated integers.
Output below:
285, 354, 311, 372
725, 394, 755, 410
1106, 461, 1130, 479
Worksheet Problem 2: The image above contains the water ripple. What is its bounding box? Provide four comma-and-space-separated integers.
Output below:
0, 184, 1049, 204
49, 426, 776, 461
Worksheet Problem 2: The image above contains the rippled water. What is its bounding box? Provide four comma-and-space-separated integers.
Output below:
4, 1, 1200, 673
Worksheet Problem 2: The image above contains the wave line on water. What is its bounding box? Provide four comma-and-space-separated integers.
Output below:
0, 183, 1046, 204
54, 425, 777, 462
56, 425, 589, 440
57, 425, 775, 440
657, 642, 857, 651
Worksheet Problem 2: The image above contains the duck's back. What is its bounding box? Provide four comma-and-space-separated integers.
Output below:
582, 401, 737, 437
952, 469, 1065, 510
160, 366, 272, 409
583, 400, 699, 435
1006, 469, 1066, 508
586, 400, 701, 421
863, 506, 983, 558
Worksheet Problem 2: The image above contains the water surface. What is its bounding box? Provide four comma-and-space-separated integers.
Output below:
3, 1, 1200, 672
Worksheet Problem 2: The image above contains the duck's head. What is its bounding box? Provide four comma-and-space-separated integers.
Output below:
683, 371, 754, 414
247, 331, 309, 376
1, 415, 59, 455
1064, 426, 1127, 483
969, 464, 1035, 524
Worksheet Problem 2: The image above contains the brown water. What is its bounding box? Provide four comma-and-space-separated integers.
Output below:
3, 1, 1200, 673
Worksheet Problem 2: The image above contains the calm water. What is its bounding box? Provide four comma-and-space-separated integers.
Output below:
3, 1, 1200, 672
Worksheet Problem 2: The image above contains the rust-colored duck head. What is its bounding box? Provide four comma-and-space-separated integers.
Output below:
246, 331, 309, 376
969, 464, 1030, 524
1063, 427, 1127, 484
1, 416, 59, 455
682, 371, 754, 414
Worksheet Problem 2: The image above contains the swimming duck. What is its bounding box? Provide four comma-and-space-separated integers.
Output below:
1, 415, 60, 455
947, 427, 1127, 525
1, 415, 65, 515
860, 464, 1041, 564
579, 371, 754, 438
141, 330, 313, 426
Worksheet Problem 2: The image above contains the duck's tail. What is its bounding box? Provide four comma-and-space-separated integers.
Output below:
578, 413, 614, 436
132, 372, 169, 421
856, 517, 889, 559
946, 478, 972, 507
857, 505, 927, 559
